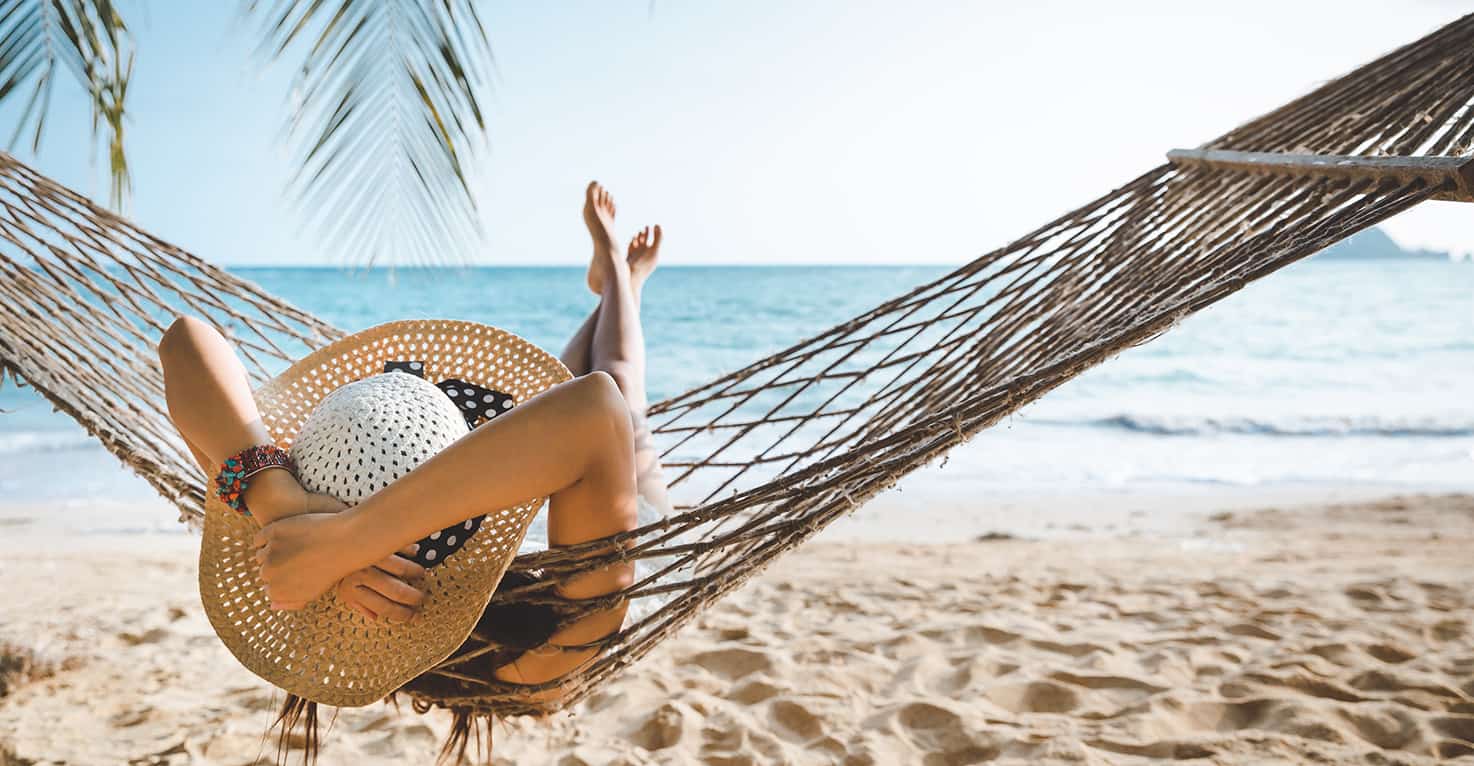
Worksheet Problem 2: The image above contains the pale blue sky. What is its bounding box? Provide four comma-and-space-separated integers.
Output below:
11, 1, 1470, 266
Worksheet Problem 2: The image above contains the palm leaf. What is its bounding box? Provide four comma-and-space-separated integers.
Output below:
0, 0, 133, 209
247, 0, 492, 267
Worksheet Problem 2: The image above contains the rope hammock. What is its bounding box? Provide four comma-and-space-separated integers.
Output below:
2, 14, 1471, 722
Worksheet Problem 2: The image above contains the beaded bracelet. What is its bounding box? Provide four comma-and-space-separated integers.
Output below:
215, 444, 297, 517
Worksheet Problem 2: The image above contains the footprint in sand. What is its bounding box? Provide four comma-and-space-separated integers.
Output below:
1431, 715, 1474, 745
888, 701, 997, 761
1348, 667, 1463, 699
1235, 670, 1368, 703
699, 715, 787, 764
1307, 642, 1360, 667
728, 678, 783, 705
1028, 637, 1107, 658
107, 706, 152, 727
222, 686, 276, 713
117, 627, 170, 646
1337, 704, 1422, 749
1364, 642, 1417, 664
983, 679, 1081, 714
1430, 618, 1467, 642
690, 647, 775, 681
1178, 698, 1280, 732
1085, 738, 1216, 760
1049, 671, 1166, 696
1437, 740, 1474, 759
962, 625, 1023, 647
767, 698, 824, 743
1179, 696, 1355, 745
1224, 622, 1281, 641
632, 701, 699, 750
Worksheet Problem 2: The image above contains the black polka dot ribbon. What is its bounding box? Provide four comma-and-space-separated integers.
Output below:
438, 378, 517, 427
382, 360, 517, 568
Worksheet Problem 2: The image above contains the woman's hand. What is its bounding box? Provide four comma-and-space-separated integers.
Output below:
254, 511, 364, 610
258, 515, 428, 620
336, 544, 428, 623
254, 493, 429, 621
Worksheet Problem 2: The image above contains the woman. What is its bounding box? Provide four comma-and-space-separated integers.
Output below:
158, 181, 667, 686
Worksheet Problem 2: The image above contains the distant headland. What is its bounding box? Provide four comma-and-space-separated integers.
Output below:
1317, 227, 1453, 260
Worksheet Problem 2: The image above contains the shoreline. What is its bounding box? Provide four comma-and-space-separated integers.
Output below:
0, 481, 1454, 547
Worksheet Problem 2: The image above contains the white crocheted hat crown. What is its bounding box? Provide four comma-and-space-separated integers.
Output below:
291, 371, 468, 504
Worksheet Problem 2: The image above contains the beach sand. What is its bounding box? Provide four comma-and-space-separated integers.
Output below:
2, 493, 1472, 765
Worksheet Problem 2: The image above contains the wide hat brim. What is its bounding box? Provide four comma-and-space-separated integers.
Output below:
198, 319, 571, 707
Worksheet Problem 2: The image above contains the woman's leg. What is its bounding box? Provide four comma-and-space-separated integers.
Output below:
561, 180, 620, 374
558, 303, 599, 377
496, 187, 675, 684
589, 222, 672, 514
491, 186, 671, 686
563, 181, 672, 515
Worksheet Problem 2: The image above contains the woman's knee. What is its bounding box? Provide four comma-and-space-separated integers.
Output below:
568, 372, 638, 483
571, 371, 631, 433
596, 361, 640, 401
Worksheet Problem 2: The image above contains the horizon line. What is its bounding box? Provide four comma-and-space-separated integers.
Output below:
219, 261, 968, 269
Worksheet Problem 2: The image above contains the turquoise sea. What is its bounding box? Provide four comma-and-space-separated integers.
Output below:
2, 259, 1472, 534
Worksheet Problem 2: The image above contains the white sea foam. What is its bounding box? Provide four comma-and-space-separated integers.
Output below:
0, 430, 100, 455
1051, 414, 1474, 438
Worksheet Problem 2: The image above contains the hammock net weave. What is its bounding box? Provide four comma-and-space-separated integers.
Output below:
2, 14, 1471, 719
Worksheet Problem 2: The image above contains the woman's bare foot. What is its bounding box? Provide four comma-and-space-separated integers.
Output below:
627, 224, 662, 297
582, 181, 621, 294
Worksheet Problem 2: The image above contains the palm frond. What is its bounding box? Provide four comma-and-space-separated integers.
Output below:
0, 0, 133, 209
248, 0, 492, 268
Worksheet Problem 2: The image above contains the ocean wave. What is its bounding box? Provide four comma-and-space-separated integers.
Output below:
0, 431, 101, 454
1059, 414, 1474, 438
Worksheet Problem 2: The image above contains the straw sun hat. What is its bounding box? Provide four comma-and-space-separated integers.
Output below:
198, 319, 571, 707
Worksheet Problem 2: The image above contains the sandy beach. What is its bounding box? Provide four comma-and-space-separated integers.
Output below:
1, 492, 1471, 765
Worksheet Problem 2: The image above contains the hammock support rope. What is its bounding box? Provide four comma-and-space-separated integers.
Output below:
2, 14, 1471, 720
1166, 148, 1474, 202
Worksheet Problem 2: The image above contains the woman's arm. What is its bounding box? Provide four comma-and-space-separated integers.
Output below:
158, 316, 428, 621
253, 370, 639, 610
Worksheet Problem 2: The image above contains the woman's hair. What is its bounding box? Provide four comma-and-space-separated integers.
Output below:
438, 706, 497, 764
272, 693, 495, 766
272, 570, 564, 764
272, 694, 319, 766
